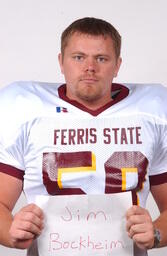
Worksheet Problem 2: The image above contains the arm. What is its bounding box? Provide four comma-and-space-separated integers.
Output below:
0, 172, 44, 249
151, 183, 167, 247
126, 183, 167, 250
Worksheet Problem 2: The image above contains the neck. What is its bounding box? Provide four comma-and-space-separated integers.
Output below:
67, 95, 112, 110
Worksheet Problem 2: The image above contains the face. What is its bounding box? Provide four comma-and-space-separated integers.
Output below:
58, 33, 122, 109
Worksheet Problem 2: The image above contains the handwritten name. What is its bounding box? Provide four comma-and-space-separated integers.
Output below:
61, 206, 107, 222
49, 233, 124, 252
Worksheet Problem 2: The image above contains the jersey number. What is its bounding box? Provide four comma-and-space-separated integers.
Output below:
42, 151, 148, 196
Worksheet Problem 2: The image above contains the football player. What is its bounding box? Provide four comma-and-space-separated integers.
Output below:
0, 17, 167, 256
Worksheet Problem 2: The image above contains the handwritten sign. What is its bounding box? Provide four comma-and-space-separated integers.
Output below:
36, 193, 133, 256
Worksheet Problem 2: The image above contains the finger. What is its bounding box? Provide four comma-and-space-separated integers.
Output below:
13, 239, 34, 250
126, 205, 147, 218
15, 219, 43, 236
21, 204, 44, 219
128, 223, 153, 238
14, 204, 44, 231
131, 232, 154, 249
10, 233, 34, 250
15, 211, 44, 230
10, 228, 35, 241
126, 213, 152, 231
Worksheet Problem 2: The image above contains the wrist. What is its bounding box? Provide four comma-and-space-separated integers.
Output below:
152, 228, 161, 248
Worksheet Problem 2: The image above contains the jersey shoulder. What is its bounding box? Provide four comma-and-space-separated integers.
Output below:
124, 83, 167, 119
0, 81, 62, 131
0, 80, 63, 111
0, 80, 61, 103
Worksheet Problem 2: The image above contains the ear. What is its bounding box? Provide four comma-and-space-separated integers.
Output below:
58, 53, 64, 74
114, 57, 122, 78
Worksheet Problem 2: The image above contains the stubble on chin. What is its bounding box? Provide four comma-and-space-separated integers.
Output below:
75, 87, 102, 103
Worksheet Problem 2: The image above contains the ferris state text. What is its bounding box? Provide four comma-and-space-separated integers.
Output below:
54, 127, 142, 145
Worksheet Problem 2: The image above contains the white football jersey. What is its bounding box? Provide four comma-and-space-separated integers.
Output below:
0, 81, 167, 256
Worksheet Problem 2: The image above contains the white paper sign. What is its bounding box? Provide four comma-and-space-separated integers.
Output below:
36, 193, 133, 256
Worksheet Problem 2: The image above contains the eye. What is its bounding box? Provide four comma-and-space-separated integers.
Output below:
96, 56, 108, 63
73, 55, 84, 61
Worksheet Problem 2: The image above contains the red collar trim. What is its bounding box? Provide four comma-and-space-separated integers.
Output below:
58, 83, 129, 116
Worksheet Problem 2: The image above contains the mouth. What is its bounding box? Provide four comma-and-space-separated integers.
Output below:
80, 77, 98, 83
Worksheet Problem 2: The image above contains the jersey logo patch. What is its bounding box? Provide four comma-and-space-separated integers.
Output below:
56, 107, 68, 113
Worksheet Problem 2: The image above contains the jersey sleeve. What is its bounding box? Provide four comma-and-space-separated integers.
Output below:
149, 123, 167, 186
0, 80, 59, 180
0, 83, 26, 180
147, 85, 167, 186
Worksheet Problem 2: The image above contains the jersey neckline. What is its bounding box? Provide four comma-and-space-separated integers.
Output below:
58, 83, 129, 116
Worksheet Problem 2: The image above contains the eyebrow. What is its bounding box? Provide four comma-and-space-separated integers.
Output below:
71, 51, 110, 58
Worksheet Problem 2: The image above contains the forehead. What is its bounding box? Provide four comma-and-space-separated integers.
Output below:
64, 32, 115, 54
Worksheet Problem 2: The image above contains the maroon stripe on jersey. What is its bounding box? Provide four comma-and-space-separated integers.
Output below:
0, 162, 24, 180
58, 83, 129, 116
149, 172, 167, 186
131, 191, 138, 205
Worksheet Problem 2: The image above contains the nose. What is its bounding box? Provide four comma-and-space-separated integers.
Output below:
84, 57, 97, 73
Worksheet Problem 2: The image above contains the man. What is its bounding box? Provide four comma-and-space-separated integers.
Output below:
0, 17, 167, 256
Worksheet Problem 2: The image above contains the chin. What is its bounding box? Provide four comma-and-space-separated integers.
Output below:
80, 93, 100, 103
